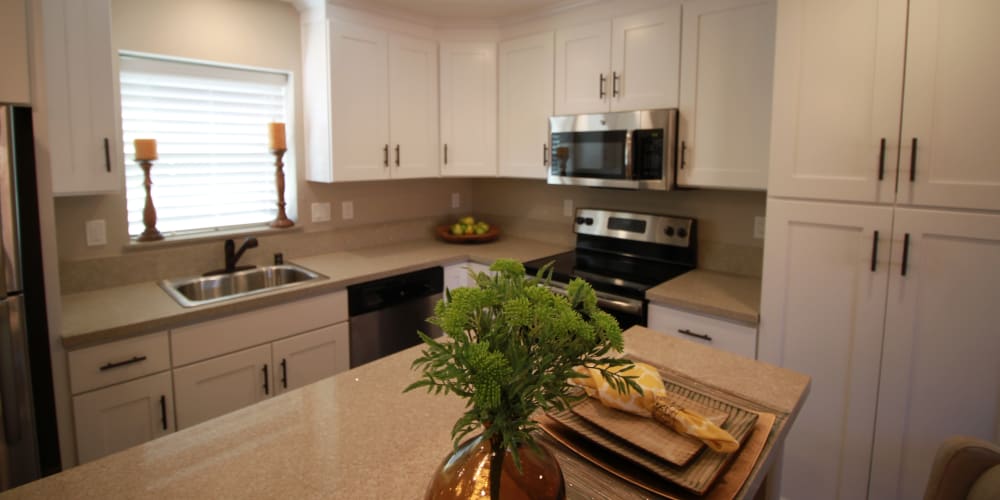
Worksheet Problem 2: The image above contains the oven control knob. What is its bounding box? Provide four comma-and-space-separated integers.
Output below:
677, 227, 688, 238
585, 217, 594, 225
575, 217, 585, 224
664, 226, 675, 236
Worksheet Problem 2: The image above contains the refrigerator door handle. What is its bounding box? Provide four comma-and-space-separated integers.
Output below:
0, 298, 23, 444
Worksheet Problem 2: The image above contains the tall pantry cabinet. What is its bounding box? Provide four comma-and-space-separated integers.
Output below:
760, 1, 1000, 499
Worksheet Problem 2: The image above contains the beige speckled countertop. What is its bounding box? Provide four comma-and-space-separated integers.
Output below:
60, 237, 571, 349
5, 327, 810, 499
645, 270, 762, 327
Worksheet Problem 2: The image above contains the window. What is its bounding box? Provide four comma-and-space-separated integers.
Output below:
119, 53, 291, 237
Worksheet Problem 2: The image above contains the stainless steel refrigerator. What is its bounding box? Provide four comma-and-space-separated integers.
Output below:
0, 105, 60, 490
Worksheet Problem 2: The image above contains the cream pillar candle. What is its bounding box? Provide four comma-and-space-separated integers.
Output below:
268, 122, 286, 150
134, 139, 157, 161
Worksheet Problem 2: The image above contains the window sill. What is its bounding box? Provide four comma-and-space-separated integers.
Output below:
122, 224, 303, 253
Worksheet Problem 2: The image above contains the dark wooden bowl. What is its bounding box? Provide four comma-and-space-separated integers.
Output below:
435, 224, 501, 243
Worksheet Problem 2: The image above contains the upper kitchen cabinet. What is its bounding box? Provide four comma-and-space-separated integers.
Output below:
676, 0, 775, 190
303, 19, 438, 182
896, 0, 1000, 211
0, 0, 31, 104
498, 32, 553, 179
439, 41, 497, 177
40, 0, 122, 195
554, 5, 681, 115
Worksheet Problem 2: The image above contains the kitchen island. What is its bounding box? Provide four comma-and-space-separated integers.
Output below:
7, 327, 808, 499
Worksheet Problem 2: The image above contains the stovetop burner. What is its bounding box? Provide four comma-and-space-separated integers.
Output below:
523, 249, 693, 300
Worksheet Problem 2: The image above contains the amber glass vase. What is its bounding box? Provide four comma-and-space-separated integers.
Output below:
425, 433, 566, 500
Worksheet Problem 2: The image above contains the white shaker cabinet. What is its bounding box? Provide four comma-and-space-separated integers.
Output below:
554, 6, 681, 115
388, 35, 439, 179
72, 371, 174, 463
40, 0, 122, 195
758, 199, 893, 500
439, 42, 496, 177
271, 323, 350, 395
647, 304, 756, 360
896, 0, 1000, 211
869, 208, 1000, 500
173, 344, 272, 430
767, 0, 906, 203
0, 0, 31, 104
676, 0, 775, 190
498, 32, 553, 180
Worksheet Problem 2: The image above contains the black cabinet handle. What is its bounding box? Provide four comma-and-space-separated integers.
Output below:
382, 144, 389, 167
280, 359, 288, 389
394, 144, 400, 166
901, 233, 910, 276
677, 328, 712, 342
99, 355, 147, 371
443, 144, 448, 165
159, 395, 167, 431
103, 138, 111, 172
878, 138, 886, 181
599, 73, 606, 99
680, 141, 687, 169
871, 230, 879, 272
909, 138, 917, 182
262, 364, 270, 395
543, 144, 548, 166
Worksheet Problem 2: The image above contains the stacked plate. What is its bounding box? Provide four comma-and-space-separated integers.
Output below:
540, 378, 767, 498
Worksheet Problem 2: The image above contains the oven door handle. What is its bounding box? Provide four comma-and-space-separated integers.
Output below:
547, 283, 644, 316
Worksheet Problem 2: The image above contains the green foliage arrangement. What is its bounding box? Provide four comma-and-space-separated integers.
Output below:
404, 259, 641, 469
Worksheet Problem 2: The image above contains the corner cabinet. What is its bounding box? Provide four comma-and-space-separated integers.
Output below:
0, 0, 31, 104
554, 5, 681, 115
498, 32, 553, 180
303, 19, 438, 182
439, 42, 497, 177
39, 0, 122, 195
676, 0, 775, 190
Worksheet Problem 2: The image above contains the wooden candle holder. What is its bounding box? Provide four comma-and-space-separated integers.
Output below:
137, 159, 164, 242
269, 148, 294, 228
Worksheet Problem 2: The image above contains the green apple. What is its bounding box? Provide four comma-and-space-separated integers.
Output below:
450, 223, 464, 235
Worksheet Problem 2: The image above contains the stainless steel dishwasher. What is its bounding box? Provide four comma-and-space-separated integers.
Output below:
347, 266, 443, 368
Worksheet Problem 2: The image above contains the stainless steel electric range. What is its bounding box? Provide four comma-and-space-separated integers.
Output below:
522, 208, 697, 329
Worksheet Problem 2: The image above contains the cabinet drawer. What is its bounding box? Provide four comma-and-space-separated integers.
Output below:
68, 331, 170, 394
648, 304, 757, 359
171, 290, 348, 367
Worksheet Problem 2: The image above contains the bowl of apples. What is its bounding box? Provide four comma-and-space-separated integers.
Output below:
436, 216, 500, 243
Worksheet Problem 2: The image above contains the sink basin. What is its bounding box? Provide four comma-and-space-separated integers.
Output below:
160, 264, 327, 308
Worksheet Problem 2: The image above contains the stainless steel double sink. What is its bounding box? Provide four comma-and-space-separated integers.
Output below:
160, 264, 326, 308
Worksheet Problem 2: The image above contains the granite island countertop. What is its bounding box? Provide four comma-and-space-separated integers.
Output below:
5, 326, 810, 499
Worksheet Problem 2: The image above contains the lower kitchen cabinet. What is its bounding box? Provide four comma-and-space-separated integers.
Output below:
173, 344, 272, 429
272, 323, 349, 395
647, 304, 756, 359
444, 262, 493, 292
72, 371, 174, 463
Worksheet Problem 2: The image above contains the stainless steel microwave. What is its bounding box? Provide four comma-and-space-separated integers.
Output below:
548, 108, 678, 190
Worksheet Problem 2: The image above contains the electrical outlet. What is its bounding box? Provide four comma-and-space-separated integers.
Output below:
563, 199, 574, 217
451, 192, 460, 209
341, 200, 354, 220
311, 202, 331, 223
754, 216, 766, 240
85, 219, 107, 246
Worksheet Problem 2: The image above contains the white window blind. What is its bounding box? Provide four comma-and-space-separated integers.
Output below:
119, 54, 290, 236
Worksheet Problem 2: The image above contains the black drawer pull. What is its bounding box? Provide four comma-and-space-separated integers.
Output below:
909, 138, 918, 182
262, 364, 270, 395
159, 395, 167, 430
877, 138, 886, 181
280, 359, 288, 389
901, 233, 911, 276
103, 138, 111, 172
871, 230, 879, 272
99, 355, 147, 371
677, 328, 712, 342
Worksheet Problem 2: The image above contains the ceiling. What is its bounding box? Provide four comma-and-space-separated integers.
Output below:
335, 0, 578, 21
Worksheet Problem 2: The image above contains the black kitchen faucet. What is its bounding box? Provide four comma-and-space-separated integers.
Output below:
224, 237, 258, 273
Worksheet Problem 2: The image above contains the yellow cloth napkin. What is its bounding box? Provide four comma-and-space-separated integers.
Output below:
571, 362, 739, 453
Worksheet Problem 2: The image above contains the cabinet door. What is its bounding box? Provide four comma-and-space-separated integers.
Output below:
173, 344, 271, 429
677, 0, 775, 190
610, 6, 681, 112
554, 21, 610, 115
758, 199, 893, 500
272, 323, 349, 395
439, 42, 496, 177
43, 0, 121, 195
498, 32, 554, 179
443, 262, 470, 293
869, 209, 1000, 500
896, 0, 1000, 211
0, 0, 30, 104
388, 34, 438, 179
72, 371, 173, 463
768, 0, 907, 203
328, 21, 389, 181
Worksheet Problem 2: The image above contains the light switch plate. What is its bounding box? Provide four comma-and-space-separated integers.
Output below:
85, 219, 107, 246
754, 216, 766, 240
563, 199, 574, 217
311, 202, 331, 222
451, 192, 460, 209
341, 200, 354, 220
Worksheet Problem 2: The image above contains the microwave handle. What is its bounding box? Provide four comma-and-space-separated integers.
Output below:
623, 130, 633, 180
